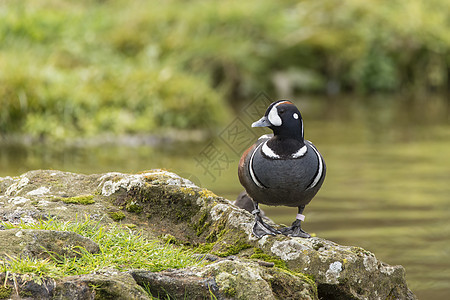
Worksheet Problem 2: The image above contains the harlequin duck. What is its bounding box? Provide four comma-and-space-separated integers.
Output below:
238, 100, 326, 238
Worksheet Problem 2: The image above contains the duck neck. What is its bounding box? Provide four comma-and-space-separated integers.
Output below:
272, 126, 304, 143
267, 135, 305, 158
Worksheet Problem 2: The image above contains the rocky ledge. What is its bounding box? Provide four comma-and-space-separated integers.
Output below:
0, 170, 416, 300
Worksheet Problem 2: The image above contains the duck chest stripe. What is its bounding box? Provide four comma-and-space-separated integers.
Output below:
306, 143, 324, 190
248, 143, 267, 189
262, 141, 281, 159
292, 144, 307, 158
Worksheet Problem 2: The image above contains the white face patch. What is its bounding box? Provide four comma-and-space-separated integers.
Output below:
267, 105, 282, 126
293, 113, 299, 119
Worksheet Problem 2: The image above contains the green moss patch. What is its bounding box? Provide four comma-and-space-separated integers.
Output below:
108, 211, 126, 221
125, 201, 142, 213
61, 195, 95, 205
266, 268, 318, 299
250, 248, 288, 269
193, 210, 211, 237
193, 226, 252, 258
0, 286, 12, 299
214, 240, 253, 257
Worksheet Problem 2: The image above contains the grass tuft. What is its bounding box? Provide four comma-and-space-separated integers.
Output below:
0, 216, 203, 282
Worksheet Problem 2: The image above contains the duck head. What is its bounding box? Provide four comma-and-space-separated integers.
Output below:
252, 100, 304, 141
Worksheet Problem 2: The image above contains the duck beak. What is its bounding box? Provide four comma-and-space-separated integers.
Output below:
252, 116, 271, 128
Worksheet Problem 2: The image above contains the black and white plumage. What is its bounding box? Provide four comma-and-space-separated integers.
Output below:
238, 100, 326, 238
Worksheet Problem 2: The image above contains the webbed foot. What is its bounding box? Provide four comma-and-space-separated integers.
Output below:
252, 210, 281, 238
281, 219, 311, 238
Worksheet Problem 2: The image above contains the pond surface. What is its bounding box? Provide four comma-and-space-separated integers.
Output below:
1, 95, 449, 299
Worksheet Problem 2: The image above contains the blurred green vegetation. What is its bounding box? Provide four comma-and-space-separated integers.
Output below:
0, 0, 449, 140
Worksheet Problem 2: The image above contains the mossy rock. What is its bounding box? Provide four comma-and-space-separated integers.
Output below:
0, 229, 100, 260
132, 258, 317, 300
0, 170, 417, 300
54, 272, 150, 300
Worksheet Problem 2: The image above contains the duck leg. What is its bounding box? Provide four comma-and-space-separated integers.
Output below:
281, 205, 311, 238
252, 202, 281, 238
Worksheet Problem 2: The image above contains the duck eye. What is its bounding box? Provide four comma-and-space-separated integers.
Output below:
279, 109, 285, 114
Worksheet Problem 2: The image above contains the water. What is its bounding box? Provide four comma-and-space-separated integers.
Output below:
1, 95, 449, 299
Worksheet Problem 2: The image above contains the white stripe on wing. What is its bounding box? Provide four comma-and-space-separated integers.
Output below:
306, 141, 324, 190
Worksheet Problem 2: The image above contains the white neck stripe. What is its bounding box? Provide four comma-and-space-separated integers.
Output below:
262, 141, 281, 158
262, 141, 307, 159
292, 145, 307, 158
257, 134, 272, 141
